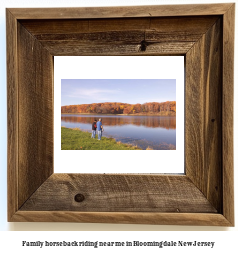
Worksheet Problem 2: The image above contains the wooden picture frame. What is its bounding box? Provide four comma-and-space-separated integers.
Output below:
7, 3, 234, 226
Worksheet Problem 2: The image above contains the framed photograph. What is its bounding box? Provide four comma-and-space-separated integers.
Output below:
55, 56, 184, 174
7, 3, 234, 225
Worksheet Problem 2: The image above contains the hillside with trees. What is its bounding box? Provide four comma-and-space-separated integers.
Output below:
61, 101, 176, 115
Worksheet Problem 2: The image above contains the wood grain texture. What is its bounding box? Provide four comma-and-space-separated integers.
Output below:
20, 174, 217, 213
20, 16, 218, 34
8, 3, 233, 19
222, 4, 235, 226
186, 18, 223, 212
11, 211, 232, 226
19, 17, 218, 56
18, 23, 54, 208
7, 9, 18, 221
38, 41, 193, 56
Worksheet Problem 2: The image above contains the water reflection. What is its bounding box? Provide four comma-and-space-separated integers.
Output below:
61, 115, 176, 130
61, 114, 176, 150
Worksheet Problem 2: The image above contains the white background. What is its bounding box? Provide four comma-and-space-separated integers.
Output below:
0, 0, 237, 253
55, 56, 184, 173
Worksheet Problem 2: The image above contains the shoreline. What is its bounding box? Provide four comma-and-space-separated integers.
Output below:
61, 112, 176, 116
61, 127, 142, 150
61, 127, 176, 150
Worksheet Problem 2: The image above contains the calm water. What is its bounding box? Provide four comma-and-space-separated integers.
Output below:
61, 114, 176, 150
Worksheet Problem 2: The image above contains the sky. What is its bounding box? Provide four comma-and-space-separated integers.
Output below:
61, 79, 176, 106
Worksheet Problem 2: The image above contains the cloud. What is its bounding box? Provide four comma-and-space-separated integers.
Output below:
66, 88, 119, 101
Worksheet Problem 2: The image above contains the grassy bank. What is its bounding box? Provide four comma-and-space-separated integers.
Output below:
61, 127, 141, 150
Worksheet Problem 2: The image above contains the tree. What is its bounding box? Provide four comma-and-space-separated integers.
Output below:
123, 107, 130, 114
61, 101, 176, 114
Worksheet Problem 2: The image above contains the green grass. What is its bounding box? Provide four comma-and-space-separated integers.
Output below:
61, 127, 141, 150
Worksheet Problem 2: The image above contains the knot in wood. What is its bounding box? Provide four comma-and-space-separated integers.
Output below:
140, 40, 148, 51
74, 193, 85, 202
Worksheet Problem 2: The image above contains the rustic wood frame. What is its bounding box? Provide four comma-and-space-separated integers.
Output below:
7, 4, 234, 226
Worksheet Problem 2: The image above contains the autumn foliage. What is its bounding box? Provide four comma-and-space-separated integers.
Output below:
61, 101, 176, 115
